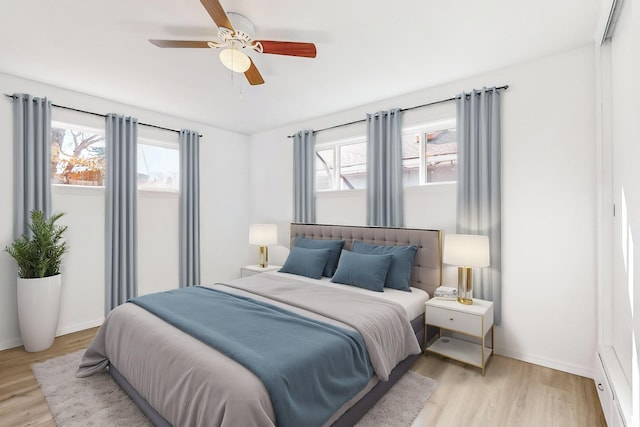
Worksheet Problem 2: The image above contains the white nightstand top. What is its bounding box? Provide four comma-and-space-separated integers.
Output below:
426, 298, 493, 316
242, 265, 281, 273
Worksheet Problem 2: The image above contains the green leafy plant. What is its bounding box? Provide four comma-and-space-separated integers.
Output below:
5, 210, 68, 279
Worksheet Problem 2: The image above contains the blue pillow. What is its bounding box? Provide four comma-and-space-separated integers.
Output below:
294, 237, 345, 277
330, 250, 393, 292
279, 246, 331, 279
352, 241, 418, 292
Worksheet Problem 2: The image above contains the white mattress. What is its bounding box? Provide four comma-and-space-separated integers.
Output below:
262, 271, 429, 321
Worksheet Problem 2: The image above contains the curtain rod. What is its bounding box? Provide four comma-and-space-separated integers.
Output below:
4, 94, 203, 138
286, 85, 509, 138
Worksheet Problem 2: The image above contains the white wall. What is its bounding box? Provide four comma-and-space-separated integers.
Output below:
249, 45, 598, 377
498, 47, 597, 377
315, 186, 456, 230
0, 71, 251, 350
51, 185, 105, 336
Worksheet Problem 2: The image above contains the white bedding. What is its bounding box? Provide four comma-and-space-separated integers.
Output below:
260, 271, 430, 320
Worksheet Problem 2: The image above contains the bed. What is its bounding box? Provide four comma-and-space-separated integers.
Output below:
77, 223, 442, 426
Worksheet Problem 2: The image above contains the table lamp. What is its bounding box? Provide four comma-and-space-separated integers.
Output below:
249, 224, 278, 268
443, 234, 490, 305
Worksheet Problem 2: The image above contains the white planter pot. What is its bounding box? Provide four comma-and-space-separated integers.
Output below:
17, 274, 62, 352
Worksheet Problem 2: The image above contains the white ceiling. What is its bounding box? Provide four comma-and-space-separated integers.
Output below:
0, 0, 602, 135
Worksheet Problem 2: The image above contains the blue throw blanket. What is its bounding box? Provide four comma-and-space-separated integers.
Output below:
128, 286, 373, 427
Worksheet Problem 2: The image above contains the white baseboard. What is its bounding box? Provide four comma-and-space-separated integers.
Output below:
55, 318, 104, 337
496, 348, 595, 379
0, 337, 23, 352
0, 318, 104, 352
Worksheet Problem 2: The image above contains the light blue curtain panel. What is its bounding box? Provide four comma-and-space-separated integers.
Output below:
179, 129, 200, 287
293, 129, 316, 223
105, 114, 138, 315
12, 93, 52, 237
456, 87, 502, 324
366, 108, 404, 227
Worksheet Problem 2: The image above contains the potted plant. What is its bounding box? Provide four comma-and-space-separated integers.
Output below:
5, 210, 68, 352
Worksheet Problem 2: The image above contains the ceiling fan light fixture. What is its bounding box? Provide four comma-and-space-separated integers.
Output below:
149, 2, 316, 85
219, 48, 251, 73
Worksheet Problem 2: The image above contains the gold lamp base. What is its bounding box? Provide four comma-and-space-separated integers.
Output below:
258, 245, 269, 268
457, 266, 473, 305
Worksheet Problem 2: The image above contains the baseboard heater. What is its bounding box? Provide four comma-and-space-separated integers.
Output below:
594, 347, 631, 426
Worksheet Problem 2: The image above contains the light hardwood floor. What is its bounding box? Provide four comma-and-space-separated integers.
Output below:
412, 353, 606, 426
0, 328, 606, 427
0, 328, 97, 427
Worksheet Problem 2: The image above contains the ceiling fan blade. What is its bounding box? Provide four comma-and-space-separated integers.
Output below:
257, 41, 317, 58
244, 59, 265, 85
200, 0, 234, 31
149, 39, 212, 48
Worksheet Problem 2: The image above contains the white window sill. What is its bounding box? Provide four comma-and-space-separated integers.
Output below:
53, 184, 104, 195
317, 189, 366, 198
53, 184, 178, 198
317, 182, 456, 197
404, 182, 456, 194
139, 188, 179, 199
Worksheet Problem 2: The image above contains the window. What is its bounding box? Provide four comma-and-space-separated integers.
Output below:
51, 123, 180, 191
402, 133, 421, 186
51, 122, 105, 186
315, 148, 335, 191
402, 119, 457, 186
339, 142, 367, 190
137, 140, 179, 191
315, 118, 456, 192
315, 139, 366, 191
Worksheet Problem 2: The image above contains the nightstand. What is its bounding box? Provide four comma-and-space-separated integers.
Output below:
241, 264, 281, 278
424, 298, 494, 375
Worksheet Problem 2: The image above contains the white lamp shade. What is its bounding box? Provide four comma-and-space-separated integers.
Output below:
219, 48, 251, 73
443, 234, 490, 267
249, 224, 278, 245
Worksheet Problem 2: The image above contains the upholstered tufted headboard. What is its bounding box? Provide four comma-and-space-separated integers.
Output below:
290, 223, 442, 297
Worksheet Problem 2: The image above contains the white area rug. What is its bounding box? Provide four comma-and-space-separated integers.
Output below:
32, 350, 437, 426
355, 370, 438, 427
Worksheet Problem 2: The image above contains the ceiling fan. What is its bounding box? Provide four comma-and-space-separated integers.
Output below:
149, 0, 317, 86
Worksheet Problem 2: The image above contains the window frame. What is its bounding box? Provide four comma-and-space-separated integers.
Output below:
402, 118, 457, 187
315, 136, 366, 192
137, 137, 180, 194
